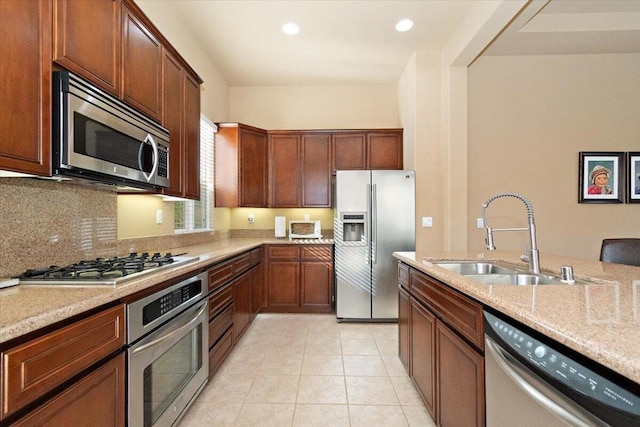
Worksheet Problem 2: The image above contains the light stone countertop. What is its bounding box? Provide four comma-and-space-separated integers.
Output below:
0, 238, 333, 346
393, 250, 640, 385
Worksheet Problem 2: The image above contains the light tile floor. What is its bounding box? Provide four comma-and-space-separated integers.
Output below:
179, 313, 436, 426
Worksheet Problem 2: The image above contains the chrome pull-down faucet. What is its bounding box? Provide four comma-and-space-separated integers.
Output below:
481, 192, 540, 274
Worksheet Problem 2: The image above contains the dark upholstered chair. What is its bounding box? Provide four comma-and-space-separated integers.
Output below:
599, 239, 640, 267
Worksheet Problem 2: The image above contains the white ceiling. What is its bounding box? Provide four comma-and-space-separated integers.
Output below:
137, 0, 640, 87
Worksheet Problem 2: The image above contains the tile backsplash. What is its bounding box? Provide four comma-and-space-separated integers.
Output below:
0, 178, 229, 277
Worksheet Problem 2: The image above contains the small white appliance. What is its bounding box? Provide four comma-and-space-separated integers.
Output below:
275, 216, 286, 238
289, 220, 322, 239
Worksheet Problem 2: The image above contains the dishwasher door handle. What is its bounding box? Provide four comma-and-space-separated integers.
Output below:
485, 337, 603, 427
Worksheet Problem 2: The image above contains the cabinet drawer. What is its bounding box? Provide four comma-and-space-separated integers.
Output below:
208, 283, 232, 319
208, 259, 233, 292
209, 305, 233, 347
250, 248, 262, 265
233, 252, 252, 275
1, 305, 125, 418
409, 270, 483, 349
209, 328, 233, 378
266, 245, 300, 260
398, 262, 409, 287
300, 245, 332, 261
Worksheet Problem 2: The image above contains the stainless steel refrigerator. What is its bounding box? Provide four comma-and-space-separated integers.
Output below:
334, 170, 415, 321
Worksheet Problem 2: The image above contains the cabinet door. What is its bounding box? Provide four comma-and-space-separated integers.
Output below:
332, 133, 366, 170
183, 73, 201, 200
53, 0, 120, 95
269, 133, 301, 207
161, 50, 184, 197
250, 263, 264, 317
267, 261, 300, 308
302, 133, 332, 207
398, 285, 410, 372
12, 353, 125, 427
410, 299, 436, 418
122, 4, 162, 121
436, 320, 485, 427
0, 0, 51, 176
239, 127, 268, 207
367, 131, 403, 170
232, 271, 252, 343
300, 261, 332, 310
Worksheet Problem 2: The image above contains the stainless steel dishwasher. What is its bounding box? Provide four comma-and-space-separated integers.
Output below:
484, 310, 640, 426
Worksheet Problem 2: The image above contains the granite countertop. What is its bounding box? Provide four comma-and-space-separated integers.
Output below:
0, 238, 333, 346
393, 250, 640, 385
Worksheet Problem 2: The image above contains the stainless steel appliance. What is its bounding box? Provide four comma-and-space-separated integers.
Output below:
334, 170, 415, 321
17, 252, 198, 286
53, 71, 170, 190
485, 310, 640, 426
127, 272, 208, 427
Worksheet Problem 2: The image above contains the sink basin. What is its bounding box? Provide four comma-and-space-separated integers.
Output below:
465, 273, 558, 285
431, 261, 517, 275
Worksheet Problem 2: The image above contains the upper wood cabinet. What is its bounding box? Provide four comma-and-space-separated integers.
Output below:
333, 129, 403, 171
268, 131, 332, 208
53, 0, 121, 96
0, 0, 52, 177
215, 123, 268, 207
122, 4, 162, 122
161, 51, 201, 200
269, 133, 301, 207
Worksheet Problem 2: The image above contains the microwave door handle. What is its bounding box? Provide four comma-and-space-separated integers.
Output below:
139, 134, 159, 182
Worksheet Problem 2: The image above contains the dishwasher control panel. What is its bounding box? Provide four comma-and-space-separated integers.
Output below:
484, 311, 640, 420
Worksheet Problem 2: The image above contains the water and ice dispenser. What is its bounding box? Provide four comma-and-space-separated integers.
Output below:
340, 212, 365, 242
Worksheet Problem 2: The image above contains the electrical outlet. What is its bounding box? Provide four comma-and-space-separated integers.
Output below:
248, 214, 254, 224
422, 217, 433, 228
304, 214, 310, 221
156, 209, 163, 224
476, 218, 484, 228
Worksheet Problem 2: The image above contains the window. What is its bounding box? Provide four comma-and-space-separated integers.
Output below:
174, 115, 216, 232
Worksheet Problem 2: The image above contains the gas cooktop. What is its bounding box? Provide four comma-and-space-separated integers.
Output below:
17, 252, 199, 287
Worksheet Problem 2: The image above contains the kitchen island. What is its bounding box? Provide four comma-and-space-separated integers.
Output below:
393, 250, 640, 385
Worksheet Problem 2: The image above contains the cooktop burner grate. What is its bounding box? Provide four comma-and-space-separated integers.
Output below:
17, 253, 199, 287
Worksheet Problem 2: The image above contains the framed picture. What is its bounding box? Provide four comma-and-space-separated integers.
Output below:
628, 152, 640, 203
578, 152, 625, 203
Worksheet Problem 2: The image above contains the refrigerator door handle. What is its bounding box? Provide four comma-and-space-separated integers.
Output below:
366, 184, 372, 265
371, 184, 377, 265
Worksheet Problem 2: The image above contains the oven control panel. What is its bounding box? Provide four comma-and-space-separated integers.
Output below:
484, 311, 640, 419
127, 271, 207, 344
143, 280, 202, 325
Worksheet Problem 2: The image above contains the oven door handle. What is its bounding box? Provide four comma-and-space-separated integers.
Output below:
485, 337, 601, 427
132, 302, 207, 355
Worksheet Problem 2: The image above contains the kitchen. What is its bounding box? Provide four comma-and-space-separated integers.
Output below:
1, 0, 639, 426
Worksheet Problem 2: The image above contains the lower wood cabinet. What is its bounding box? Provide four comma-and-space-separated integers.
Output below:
206, 248, 262, 378
436, 320, 485, 427
12, 353, 125, 427
398, 262, 485, 426
410, 298, 436, 418
264, 244, 333, 313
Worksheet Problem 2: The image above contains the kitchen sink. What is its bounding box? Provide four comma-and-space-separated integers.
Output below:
465, 273, 557, 285
430, 261, 590, 286
431, 261, 518, 275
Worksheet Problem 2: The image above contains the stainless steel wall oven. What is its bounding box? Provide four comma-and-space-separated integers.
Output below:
127, 272, 208, 427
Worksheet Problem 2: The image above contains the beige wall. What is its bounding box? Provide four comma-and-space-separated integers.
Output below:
117, 195, 175, 239
467, 54, 640, 260
229, 85, 399, 129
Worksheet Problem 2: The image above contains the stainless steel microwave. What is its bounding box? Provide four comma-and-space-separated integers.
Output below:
52, 71, 169, 190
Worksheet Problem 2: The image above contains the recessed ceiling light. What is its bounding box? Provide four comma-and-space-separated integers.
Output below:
395, 19, 414, 32
282, 22, 300, 35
